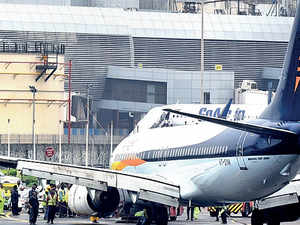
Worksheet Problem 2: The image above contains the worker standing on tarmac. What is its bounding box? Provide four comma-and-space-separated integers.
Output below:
28, 186, 39, 225
58, 184, 67, 217
47, 189, 58, 224
219, 206, 227, 224
215, 206, 221, 221
11, 185, 20, 216
0, 184, 5, 215
186, 205, 194, 221
43, 186, 50, 220
65, 184, 73, 217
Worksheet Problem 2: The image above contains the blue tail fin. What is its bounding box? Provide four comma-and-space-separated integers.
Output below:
260, 1, 300, 121
219, 98, 232, 119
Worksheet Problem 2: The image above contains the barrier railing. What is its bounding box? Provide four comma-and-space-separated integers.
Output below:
0, 134, 126, 145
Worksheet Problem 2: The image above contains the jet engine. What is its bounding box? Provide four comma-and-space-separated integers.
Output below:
68, 185, 120, 217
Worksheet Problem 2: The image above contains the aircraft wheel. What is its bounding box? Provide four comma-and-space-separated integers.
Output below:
155, 206, 168, 225
267, 220, 280, 225
251, 209, 263, 225
169, 216, 177, 221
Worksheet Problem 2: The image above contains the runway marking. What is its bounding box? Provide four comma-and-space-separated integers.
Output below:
230, 217, 250, 225
0, 212, 28, 223
0, 213, 110, 225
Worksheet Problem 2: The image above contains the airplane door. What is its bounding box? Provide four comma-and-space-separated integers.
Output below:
158, 148, 167, 167
236, 131, 248, 170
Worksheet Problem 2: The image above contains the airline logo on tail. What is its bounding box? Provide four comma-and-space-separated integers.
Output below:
295, 57, 300, 91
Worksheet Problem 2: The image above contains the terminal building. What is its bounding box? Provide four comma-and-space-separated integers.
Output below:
0, 1, 294, 135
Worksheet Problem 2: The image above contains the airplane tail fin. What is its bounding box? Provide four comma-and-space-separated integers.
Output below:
260, 1, 300, 121
219, 98, 232, 119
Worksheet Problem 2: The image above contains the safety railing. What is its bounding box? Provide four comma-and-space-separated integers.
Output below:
0, 133, 126, 145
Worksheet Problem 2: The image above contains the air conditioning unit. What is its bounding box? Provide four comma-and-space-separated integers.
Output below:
240, 80, 257, 90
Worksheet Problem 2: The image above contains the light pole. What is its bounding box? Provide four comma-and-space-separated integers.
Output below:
59, 120, 62, 163
85, 85, 92, 167
110, 120, 113, 166
200, 0, 205, 104
7, 118, 10, 157
29, 85, 37, 160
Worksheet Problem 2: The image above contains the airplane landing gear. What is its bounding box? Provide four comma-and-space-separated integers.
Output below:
154, 206, 168, 225
251, 209, 281, 225
251, 209, 263, 225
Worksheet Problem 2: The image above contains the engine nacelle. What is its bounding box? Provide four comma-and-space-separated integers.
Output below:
68, 185, 120, 217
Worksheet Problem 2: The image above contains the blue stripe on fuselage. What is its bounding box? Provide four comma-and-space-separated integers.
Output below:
119, 121, 300, 163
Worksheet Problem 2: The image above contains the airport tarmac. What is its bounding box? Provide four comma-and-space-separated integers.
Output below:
0, 211, 299, 225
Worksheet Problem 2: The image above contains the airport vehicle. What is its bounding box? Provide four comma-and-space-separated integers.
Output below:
1, 2, 300, 225
208, 202, 253, 217
251, 174, 300, 225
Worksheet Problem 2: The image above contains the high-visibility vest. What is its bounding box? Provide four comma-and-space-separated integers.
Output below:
65, 190, 69, 203
193, 207, 201, 220
0, 189, 5, 201
48, 194, 57, 206
42, 193, 47, 207
58, 189, 66, 202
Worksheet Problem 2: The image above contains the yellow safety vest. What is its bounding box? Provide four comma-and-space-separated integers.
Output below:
59, 189, 66, 202
65, 190, 69, 203
42, 193, 47, 207
48, 194, 57, 206
0, 189, 4, 201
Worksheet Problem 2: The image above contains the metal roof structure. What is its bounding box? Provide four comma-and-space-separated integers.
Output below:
0, 3, 293, 42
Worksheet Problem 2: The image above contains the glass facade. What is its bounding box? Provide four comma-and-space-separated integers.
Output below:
104, 78, 167, 104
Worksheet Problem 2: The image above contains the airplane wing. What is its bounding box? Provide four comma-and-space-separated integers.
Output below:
0, 157, 179, 207
163, 108, 297, 139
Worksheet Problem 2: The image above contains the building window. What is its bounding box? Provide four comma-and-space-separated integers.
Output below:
147, 84, 155, 103
204, 92, 210, 104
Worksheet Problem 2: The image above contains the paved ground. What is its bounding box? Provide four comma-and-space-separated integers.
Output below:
0, 210, 299, 225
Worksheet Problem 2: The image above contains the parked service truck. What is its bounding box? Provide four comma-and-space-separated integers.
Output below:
251, 174, 300, 225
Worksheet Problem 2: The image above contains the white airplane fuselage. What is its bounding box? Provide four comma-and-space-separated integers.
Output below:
112, 119, 300, 206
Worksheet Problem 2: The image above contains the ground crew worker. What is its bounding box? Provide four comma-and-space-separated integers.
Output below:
28, 186, 39, 225
136, 208, 148, 225
58, 184, 67, 217
193, 206, 200, 220
0, 184, 5, 215
47, 189, 58, 224
215, 206, 221, 221
65, 184, 73, 217
186, 205, 194, 221
11, 185, 19, 216
219, 206, 227, 224
43, 187, 50, 220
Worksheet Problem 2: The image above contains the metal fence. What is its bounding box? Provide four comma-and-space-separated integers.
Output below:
0, 134, 126, 145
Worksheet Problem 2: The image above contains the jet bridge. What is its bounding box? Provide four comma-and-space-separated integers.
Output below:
12, 158, 180, 207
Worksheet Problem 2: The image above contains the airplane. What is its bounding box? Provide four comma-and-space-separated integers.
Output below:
1, 2, 300, 225
132, 100, 265, 133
